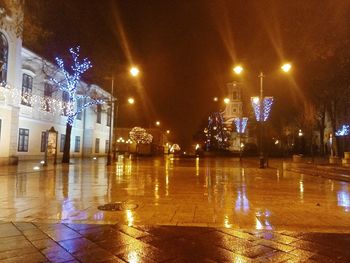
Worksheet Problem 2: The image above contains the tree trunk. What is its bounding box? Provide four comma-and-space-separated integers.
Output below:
62, 123, 72, 163
329, 101, 339, 156
318, 106, 326, 156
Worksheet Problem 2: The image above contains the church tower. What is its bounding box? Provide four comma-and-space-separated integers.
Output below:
222, 81, 243, 126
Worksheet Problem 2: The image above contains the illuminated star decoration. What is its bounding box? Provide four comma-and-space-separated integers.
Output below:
251, 96, 274, 122
336, 125, 350, 136
234, 117, 248, 134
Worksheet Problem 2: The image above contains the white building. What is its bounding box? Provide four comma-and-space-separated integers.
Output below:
0, 1, 111, 164
222, 81, 243, 125
222, 81, 246, 151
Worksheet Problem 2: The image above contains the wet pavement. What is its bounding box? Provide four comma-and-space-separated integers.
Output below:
0, 156, 350, 262
1, 221, 350, 262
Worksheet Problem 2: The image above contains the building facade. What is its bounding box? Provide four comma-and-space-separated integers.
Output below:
0, 1, 111, 164
222, 81, 248, 152
222, 81, 243, 126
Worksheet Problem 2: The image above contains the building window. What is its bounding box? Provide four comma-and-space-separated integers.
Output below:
21, 74, 33, 106
0, 33, 8, 84
95, 138, 100, 153
43, 83, 54, 112
40, 131, 47, 152
60, 134, 66, 152
233, 91, 238, 100
76, 100, 82, 120
18, 128, 29, 152
96, 105, 101, 124
62, 91, 70, 116
106, 108, 111, 127
74, 136, 81, 152
105, 140, 109, 154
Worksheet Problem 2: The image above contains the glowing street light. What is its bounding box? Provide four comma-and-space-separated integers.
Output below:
281, 63, 292, 73
130, 66, 140, 77
224, 98, 230, 104
156, 121, 160, 126
128, 97, 135, 104
213, 97, 218, 102
166, 130, 170, 134
233, 65, 243, 75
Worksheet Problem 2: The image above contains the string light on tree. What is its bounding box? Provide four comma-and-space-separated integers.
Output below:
52, 46, 106, 163
51, 46, 106, 126
204, 112, 229, 151
129, 127, 153, 144
251, 96, 274, 122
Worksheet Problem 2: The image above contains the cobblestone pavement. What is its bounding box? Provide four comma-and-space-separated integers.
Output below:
0, 157, 350, 262
1, 221, 350, 262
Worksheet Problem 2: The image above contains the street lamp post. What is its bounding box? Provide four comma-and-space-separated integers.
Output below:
258, 72, 265, 168
106, 66, 139, 166
107, 77, 115, 166
233, 66, 246, 162
234, 63, 291, 168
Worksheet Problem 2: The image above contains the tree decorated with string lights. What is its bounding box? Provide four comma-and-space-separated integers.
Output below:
204, 112, 230, 151
129, 127, 153, 154
52, 46, 106, 163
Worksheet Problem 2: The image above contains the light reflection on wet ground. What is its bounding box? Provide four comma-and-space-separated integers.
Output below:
0, 156, 349, 231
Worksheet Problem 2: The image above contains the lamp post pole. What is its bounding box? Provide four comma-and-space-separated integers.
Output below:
239, 85, 243, 162
258, 72, 265, 168
107, 77, 114, 166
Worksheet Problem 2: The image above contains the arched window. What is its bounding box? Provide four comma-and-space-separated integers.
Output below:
0, 32, 8, 84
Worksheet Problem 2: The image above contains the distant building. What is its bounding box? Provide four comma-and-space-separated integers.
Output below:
222, 81, 247, 152
114, 127, 169, 155
0, 1, 111, 164
222, 81, 243, 126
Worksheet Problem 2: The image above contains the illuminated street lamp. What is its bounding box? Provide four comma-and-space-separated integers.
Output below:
129, 66, 140, 77
224, 97, 230, 104
166, 130, 170, 134
233, 65, 243, 75
107, 68, 139, 166
128, 97, 135, 104
236, 64, 291, 168
281, 63, 292, 73
156, 121, 160, 126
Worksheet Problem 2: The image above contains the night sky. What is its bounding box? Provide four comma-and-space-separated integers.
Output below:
24, 0, 350, 149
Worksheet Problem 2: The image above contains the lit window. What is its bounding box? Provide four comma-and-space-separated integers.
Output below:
0, 33, 8, 84
21, 74, 33, 106
62, 91, 70, 116
43, 83, 54, 112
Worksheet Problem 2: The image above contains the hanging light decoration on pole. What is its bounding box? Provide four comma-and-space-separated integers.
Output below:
234, 117, 248, 160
